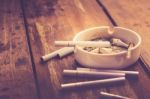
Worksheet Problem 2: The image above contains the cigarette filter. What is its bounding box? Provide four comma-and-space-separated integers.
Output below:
41, 47, 74, 62
58, 47, 74, 58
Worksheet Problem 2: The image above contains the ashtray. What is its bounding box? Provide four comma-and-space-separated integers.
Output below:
73, 26, 141, 69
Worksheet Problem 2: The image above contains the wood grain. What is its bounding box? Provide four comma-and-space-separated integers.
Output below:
99, 0, 150, 98
22, 0, 112, 99
21, 0, 150, 99
100, 0, 150, 72
0, 0, 37, 99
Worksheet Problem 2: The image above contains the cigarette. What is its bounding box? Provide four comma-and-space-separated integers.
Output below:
55, 41, 111, 48
63, 70, 125, 78
126, 49, 131, 59
100, 92, 131, 99
61, 77, 125, 89
41, 51, 58, 62
126, 43, 134, 59
57, 47, 74, 58
99, 48, 113, 54
41, 47, 74, 62
90, 48, 100, 53
76, 68, 139, 76
111, 38, 128, 48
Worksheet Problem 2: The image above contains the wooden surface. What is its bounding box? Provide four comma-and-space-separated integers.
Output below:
0, 0, 37, 99
0, 0, 150, 99
101, 0, 150, 73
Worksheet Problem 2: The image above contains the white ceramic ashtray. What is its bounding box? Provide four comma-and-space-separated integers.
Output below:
73, 26, 141, 69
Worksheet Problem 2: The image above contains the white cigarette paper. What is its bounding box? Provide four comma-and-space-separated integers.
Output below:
99, 48, 113, 54
77, 68, 139, 76
63, 70, 125, 78
41, 47, 74, 61
61, 77, 125, 89
57, 47, 74, 58
111, 38, 128, 48
126, 48, 131, 59
100, 92, 131, 99
55, 41, 111, 48
41, 51, 58, 62
90, 48, 100, 53
126, 43, 133, 59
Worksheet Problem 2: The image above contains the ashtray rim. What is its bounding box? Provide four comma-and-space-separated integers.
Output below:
73, 26, 142, 56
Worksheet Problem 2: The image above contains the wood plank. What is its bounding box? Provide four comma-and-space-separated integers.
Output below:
100, 0, 150, 72
0, 0, 38, 99
22, 0, 149, 99
22, 0, 112, 99
99, 0, 150, 98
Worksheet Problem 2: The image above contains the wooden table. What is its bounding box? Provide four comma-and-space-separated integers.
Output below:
0, 0, 150, 99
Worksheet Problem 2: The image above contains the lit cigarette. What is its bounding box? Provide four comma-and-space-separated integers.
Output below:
63, 70, 125, 78
77, 68, 139, 76
61, 77, 125, 89
100, 92, 131, 99
126, 43, 134, 59
55, 41, 111, 48
41, 47, 74, 62
111, 38, 128, 48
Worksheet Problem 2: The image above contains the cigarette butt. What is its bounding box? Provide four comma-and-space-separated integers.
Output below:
111, 38, 128, 48
57, 47, 74, 58
100, 92, 131, 99
99, 48, 113, 54
55, 41, 111, 48
126, 43, 133, 59
63, 70, 125, 78
41, 51, 58, 62
90, 47, 113, 54
90, 48, 100, 53
61, 77, 125, 89
108, 26, 115, 35
41, 47, 74, 62
76, 68, 139, 76
126, 49, 131, 59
